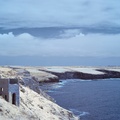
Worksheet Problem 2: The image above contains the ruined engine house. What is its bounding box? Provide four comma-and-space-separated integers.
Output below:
0, 78, 19, 106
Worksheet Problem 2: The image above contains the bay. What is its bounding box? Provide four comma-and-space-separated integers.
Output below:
40, 79, 120, 120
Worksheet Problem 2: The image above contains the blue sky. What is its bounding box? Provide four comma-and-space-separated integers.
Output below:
0, 0, 120, 57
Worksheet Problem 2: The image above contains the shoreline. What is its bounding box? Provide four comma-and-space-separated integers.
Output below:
0, 66, 80, 120
1, 66, 120, 120
38, 66, 120, 82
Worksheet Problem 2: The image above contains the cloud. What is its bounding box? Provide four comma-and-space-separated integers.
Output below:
0, 31, 120, 57
59, 29, 85, 38
0, 0, 120, 28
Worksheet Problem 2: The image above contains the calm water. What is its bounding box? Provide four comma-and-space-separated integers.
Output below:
0, 56, 120, 66
40, 79, 120, 120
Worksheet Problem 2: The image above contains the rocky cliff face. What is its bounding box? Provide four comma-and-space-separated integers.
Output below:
0, 66, 79, 120
40, 67, 120, 80
0, 85, 79, 120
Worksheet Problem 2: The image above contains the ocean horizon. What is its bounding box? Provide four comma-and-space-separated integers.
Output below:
0, 56, 120, 66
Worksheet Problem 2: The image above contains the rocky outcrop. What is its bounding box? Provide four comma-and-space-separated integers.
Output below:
96, 69, 120, 78
24, 68, 59, 83
40, 68, 120, 80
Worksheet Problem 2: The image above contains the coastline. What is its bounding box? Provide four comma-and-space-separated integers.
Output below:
30, 66, 120, 82
1, 66, 120, 120
0, 66, 79, 120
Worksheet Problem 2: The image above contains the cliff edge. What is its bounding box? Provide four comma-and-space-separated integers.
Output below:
0, 66, 79, 120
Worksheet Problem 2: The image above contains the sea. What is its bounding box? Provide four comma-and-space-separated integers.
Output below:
40, 79, 120, 120
0, 56, 120, 66
1, 55, 120, 120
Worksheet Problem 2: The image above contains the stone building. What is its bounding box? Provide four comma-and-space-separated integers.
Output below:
0, 78, 19, 106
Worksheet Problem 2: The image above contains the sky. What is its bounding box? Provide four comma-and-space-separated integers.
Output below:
0, 0, 120, 58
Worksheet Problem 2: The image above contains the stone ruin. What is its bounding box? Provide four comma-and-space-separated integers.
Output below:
0, 78, 19, 106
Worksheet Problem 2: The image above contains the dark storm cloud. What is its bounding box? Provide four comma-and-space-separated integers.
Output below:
0, 0, 120, 28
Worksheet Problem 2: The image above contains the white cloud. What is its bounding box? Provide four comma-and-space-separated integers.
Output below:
0, 0, 120, 28
0, 32, 120, 57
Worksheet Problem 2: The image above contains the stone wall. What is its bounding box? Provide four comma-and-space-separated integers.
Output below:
0, 78, 19, 106
0, 79, 9, 101
9, 84, 19, 106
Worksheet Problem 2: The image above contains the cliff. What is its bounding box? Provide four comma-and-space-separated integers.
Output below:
0, 85, 78, 120
1, 66, 120, 120
38, 66, 120, 80
0, 66, 79, 120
